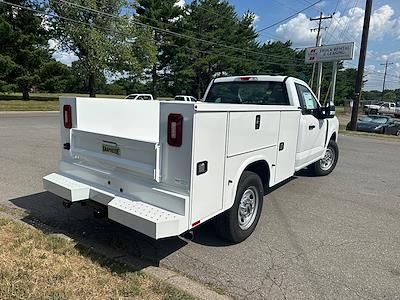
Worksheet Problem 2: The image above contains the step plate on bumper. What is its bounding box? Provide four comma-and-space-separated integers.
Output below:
43, 173, 90, 202
108, 197, 182, 239
43, 173, 184, 239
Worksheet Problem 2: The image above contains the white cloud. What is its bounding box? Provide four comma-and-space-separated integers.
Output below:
366, 64, 376, 72
275, 13, 317, 47
253, 14, 260, 24
175, 0, 185, 8
274, 4, 400, 47
315, 1, 328, 9
378, 51, 400, 62
48, 39, 78, 66
52, 52, 78, 66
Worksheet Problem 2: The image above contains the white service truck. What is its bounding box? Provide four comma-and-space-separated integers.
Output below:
43, 75, 339, 243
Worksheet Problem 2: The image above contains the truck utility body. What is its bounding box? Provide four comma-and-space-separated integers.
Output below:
44, 76, 339, 242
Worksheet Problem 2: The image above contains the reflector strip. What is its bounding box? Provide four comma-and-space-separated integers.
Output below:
63, 105, 72, 129
192, 220, 201, 227
167, 113, 183, 147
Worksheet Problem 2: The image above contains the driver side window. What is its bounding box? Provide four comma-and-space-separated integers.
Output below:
295, 84, 319, 115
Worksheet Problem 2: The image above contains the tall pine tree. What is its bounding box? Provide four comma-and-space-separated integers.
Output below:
0, 0, 50, 100
134, 0, 182, 97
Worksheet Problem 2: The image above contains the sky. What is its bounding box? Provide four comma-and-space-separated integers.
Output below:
228, 0, 400, 91
52, 0, 400, 91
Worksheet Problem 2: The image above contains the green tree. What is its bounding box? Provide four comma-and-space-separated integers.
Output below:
39, 61, 72, 92
383, 90, 396, 101
64, 60, 107, 94
0, 0, 50, 100
256, 41, 312, 79
169, 0, 260, 98
134, 0, 182, 98
51, 0, 155, 97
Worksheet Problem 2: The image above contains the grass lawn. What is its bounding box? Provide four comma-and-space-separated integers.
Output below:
0, 92, 126, 101
0, 217, 195, 300
0, 100, 60, 111
339, 128, 400, 141
0, 93, 174, 111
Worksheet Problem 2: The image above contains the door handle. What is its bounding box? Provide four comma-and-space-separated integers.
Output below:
309, 125, 316, 130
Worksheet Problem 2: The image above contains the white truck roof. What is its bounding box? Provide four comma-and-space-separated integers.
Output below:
213, 75, 288, 83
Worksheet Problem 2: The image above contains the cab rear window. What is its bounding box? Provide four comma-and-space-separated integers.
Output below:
204, 81, 289, 105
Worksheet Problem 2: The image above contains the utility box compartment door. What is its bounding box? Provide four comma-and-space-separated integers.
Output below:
190, 112, 228, 224
227, 111, 280, 157
274, 111, 300, 184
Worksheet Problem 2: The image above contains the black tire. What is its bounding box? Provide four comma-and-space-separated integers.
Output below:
215, 171, 263, 243
311, 139, 339, 176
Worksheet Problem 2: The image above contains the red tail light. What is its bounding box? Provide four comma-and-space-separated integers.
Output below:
63, 105, 72, 129
167, 113, 183, 147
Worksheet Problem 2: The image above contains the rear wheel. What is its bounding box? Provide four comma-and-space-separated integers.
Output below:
311, 139, 339, 176
370, 109, 378, 115
215, 171, 263, 243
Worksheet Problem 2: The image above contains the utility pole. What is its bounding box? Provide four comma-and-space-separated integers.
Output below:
380, 60, 393, 101
310, 12, 333, 100
350, 0, 373, 131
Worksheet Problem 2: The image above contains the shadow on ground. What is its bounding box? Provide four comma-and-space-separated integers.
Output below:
9, 191, 225, 270
9, 173, 304, 269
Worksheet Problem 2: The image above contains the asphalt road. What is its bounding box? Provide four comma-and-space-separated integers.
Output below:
1, 112, 400, 300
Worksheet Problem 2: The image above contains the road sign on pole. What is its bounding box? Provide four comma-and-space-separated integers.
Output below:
304, 42, 355, 104
305, 42, 355, 64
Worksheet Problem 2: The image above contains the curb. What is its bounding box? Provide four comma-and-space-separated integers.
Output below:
0, 210, 231, 300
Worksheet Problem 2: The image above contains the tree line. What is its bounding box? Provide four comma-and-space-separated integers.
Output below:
0, 0, 396, 103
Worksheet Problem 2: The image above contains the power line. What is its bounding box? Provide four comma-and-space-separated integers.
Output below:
325, 0, 361, 45
341, 0, 360, 40
0, 0, 311, 71
256, 0, 322, 33
55, 0, 308, 64
350, 0, 373, 131
309, 12, 333, 99
380, 60, 394, 100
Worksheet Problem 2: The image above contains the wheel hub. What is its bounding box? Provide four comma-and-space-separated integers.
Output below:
238, 187, 259, 230
320, 147, 335, 171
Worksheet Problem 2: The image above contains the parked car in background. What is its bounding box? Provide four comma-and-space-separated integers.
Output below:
346, 115, 400, 136
125, 94, 154, 100
174, 95, 197, 102
364, 102, 400, 118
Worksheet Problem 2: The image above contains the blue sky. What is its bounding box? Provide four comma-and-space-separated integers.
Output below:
228, 0, 400, 91
53, 0, 400, 91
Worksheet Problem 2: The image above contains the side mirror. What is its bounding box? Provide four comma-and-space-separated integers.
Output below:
320, 102, 335, 119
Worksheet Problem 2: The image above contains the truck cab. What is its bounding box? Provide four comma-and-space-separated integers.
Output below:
43, 75, 339, 243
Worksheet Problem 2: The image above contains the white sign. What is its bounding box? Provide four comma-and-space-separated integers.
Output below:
305, 42, 355, 63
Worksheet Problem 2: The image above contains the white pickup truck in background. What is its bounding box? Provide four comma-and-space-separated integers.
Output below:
364, 101, 400, 118
43, 75, 339, 243
125, 93, 154, 100
174, 95, 197, 102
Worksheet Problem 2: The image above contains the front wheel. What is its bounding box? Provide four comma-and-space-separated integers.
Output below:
311, 139, 339, 176
215, 171, 263, 243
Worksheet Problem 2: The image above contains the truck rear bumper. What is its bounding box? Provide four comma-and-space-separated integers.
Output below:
43, 173, 187, 239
